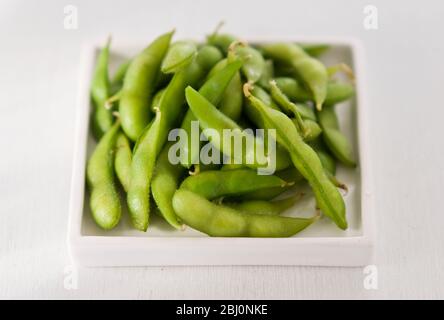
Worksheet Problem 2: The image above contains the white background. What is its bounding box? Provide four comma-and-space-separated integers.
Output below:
1, 0, 443, 299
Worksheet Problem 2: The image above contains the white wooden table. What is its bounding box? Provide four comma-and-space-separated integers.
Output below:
1, 0, 443, 299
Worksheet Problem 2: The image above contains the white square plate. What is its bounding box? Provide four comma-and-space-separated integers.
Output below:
68, 37, 374, 267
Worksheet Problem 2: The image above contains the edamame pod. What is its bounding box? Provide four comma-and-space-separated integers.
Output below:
91, 38, 113, 140
127, 111, 163, 231
220, 165, 299, 201
180, 169, 289, 200
274, 77, 355, 106
87, 121, 121, 229
173, 189, 317, 237
119, 31, 174, 141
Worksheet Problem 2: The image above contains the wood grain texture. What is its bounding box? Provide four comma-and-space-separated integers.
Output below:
1, 0, 444, 299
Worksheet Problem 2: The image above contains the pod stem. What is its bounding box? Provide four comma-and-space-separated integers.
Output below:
105, 90, 121, 109
210, 21, 225, 38
283, 181, 295, 187
243, 81, 254, 98
188, 164, 200, 176
111, 111, 120, 119
327, 63, 355, 84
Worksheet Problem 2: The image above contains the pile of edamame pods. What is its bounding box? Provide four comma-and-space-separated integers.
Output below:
87, 27, 357, 237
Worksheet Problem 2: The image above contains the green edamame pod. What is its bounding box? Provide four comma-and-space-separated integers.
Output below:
127, 111, 163, 231
180, 169, 289, 200
262, 43, 328, 110
274, 77, 355, 106
225, 194, 303, 215
91, 38, 113, 140
161, 41, 197, 74
173, 189, 317, 237
114, 132, 132, 192
220, 165, 300, 201
317, 105, 356, 167
87, 121, 121, 230
151, 142, 185, 229
244, 87, 347, 230
127, 46, 222, 231
119, 31, 174, 141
